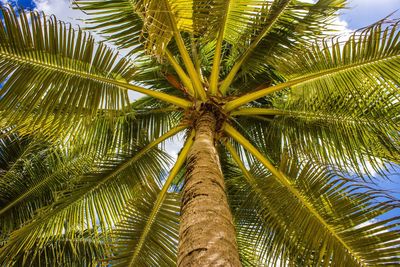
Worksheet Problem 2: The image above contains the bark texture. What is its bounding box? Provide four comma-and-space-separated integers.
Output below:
178, 111, 241, 267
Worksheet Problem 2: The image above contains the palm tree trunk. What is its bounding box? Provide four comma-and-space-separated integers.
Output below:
178, 111, 241, 266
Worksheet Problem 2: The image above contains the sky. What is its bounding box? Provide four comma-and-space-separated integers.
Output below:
1, 0, 399, 204
342, 0, 399, 29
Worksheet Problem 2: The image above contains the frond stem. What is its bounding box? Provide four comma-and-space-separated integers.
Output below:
209, 0, 232, 95
165, 50, 195, 96
231, 108, 288, 116
233, 108, 382, 125
162, 0, 207, 100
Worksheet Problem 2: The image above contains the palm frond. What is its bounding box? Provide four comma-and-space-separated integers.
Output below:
232, 96, 399, 177
67, 103, 184, 155
220, 0, 346, 93
0, 133, 93, 234
112, 131, 194, 267
0, 132, 172, 264
107, 131, 194, 267
73, 0, 145, 57
207, 0, 271, 94
195, 0, 273, 50
0, 7, 191, 134
10, 231, 111, 266
74, 0, 193, 55
223, 144, 400, 266
225, 123, 400, 266
232, 0, 347, 82
1, 91, 185, 156
0, 8, 134, 127
267, 113, 399, 177
226, 19, 400, 111
109, 177, 180, 267
72, 0, 198, 97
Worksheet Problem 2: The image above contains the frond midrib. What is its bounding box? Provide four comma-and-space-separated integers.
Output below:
225, 53, 400, 111
0, 49, 192, 108
0, 50, 117, 84
160, 0, 206, 100
232, 107, 391, 125
209, 0, 232, 95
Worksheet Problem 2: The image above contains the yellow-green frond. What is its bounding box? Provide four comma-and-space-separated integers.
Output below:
222, 145, 400, 266
0, 127, 181, 263
226, 19, 400, 110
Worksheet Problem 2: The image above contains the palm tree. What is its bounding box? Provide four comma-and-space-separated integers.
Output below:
0, 0, 399, 265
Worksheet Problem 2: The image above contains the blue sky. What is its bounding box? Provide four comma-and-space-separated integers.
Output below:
342, 0, 399, 29
2, 0, 35, 9
16, 0, 34, 8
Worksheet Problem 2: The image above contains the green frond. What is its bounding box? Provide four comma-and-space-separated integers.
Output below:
0, 134, 93, 233
220, 0, 346, 93
1, 91, 186, 156
72, 1, 198, 97
73, 0, 146, 57
201, 0, 273, 94
192, 0, 262, 43
0, 134, 172, 264
0, 8, 134, 127
224, 123, 400, 266
222, 147, 400, 266
225, 18, 400, 111
10, 231, 111, 266
232, 100, 399, 177
0, 7, 191, 135
66, 103, 184, 155
74, 0, 193, 56
230, 0, 347, 81
77, 0, 206, 100
109, 178, 180, 267
108, 131, 194, 267
268, 113, 399, 177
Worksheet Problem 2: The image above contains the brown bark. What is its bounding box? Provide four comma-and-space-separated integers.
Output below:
178, 111, 241, 267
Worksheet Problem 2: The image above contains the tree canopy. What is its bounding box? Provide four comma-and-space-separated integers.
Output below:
0, 1, 399, 266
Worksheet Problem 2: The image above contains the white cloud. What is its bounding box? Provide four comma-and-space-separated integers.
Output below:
327, 16, 354, 45
33, 0, 83, 27
330, 16, 353, 33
